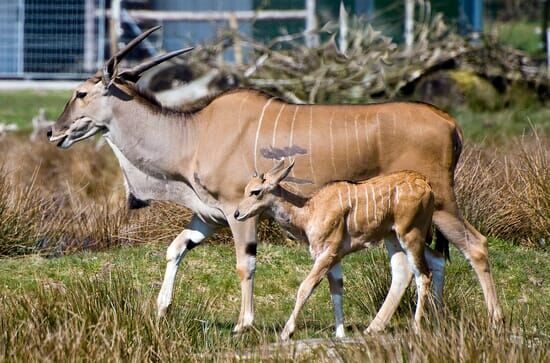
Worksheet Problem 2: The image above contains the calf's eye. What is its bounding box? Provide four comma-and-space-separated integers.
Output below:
76, 91, 87, 99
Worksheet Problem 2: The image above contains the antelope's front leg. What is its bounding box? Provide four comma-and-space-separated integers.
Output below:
327, 263, 345, 338
227, 215, 258, 333
281, 251, 335, 341
157, 215, 216, 318
366, 236, 413, 333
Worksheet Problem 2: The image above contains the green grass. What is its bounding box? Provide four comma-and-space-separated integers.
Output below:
1, 239, 549, 359
450, 104, 550, 143
492, 21, 543, 57
0, 90, 71, 130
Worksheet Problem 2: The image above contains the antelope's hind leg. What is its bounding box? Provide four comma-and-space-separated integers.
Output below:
157, 215, 217, 318
327, 262, 345, 338
397, 231, 432, 332
433, 210, 503, 324
366, 235, 413, 334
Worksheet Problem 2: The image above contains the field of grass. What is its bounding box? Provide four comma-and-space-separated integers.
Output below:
0, 89, 548, 360
0, 90, 71, 130
1, 240, 549, 360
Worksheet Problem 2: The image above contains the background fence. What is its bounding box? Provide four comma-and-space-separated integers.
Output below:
0, 0, 105, 79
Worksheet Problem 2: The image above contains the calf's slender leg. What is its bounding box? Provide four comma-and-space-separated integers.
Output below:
327, 262, 345, 338
157, 215, 217, 318
281, 250, 337, 341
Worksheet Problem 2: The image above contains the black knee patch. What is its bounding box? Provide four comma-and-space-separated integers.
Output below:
187, 241, 200, 250
245, 243, 257, 256
434, 228, 450, 261
127, 193, 150, 210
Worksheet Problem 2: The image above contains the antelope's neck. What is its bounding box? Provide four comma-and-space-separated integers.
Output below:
270, 187, 309, 232
107, 99, 198, 181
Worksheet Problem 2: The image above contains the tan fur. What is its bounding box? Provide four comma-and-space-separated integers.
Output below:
236, 165, 433, 339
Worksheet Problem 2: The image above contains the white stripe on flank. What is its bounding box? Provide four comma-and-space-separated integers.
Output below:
237, 95, 251, 173
364, 187, 369, 224
345, 184, 352, 230
308, 107, 316, 184
253, 97, 275, 172
395, 185, 400, 205
364, 114, 369, 147
371, 184, 377, 224
378, 186, 384, 220
387, 184, 391, 210
271, 103, 285, 148
354, 115, 361, 158
329, 112, 337, 175
289, 105, 300, 176
338, 189, 344, 213
353, 184, 359, 231
344, 115, 350, 173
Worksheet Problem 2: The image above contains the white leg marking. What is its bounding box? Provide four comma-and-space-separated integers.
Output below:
253, 97, 275, 172
308, 107, 316, 184
289, 105, 300, 177
328, 263, 345, 338
157, 220, 214, 318
329, 112, 337, 175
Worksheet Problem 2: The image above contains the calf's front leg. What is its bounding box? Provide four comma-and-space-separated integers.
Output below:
281, 250, 337, 341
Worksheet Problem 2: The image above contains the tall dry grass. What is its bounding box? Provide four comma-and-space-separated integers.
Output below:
456, 131, 549, 247
0, 268, 547, 361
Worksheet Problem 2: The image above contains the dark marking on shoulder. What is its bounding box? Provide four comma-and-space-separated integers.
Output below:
127, 193, 150, 209
245, 243, 257, 256
260, 145, 307, 160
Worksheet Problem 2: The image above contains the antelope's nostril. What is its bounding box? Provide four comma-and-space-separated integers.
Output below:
234, 210, 240, 219
46, 127, 53, 138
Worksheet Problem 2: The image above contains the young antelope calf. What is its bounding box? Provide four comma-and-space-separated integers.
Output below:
234, 160, 434, 340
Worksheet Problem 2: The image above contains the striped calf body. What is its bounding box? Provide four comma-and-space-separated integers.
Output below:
235, 163, 434, 339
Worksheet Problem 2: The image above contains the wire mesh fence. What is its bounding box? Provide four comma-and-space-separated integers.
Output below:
0, 0, 105, 79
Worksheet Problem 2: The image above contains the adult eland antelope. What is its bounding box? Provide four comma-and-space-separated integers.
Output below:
48, 27, 502, 332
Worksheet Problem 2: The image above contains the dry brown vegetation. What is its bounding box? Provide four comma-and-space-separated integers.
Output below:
456, 130, 549, 247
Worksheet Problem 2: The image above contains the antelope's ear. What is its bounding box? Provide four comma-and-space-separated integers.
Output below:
265, 159, 295, 187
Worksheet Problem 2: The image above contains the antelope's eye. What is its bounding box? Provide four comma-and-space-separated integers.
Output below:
76, 91, 87, 99
250, 189, 262, 197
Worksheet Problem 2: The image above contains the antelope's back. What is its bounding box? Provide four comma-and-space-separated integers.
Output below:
196, 91, 461, 209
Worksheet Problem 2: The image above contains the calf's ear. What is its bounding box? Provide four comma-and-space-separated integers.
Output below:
265, 159, 295, 187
